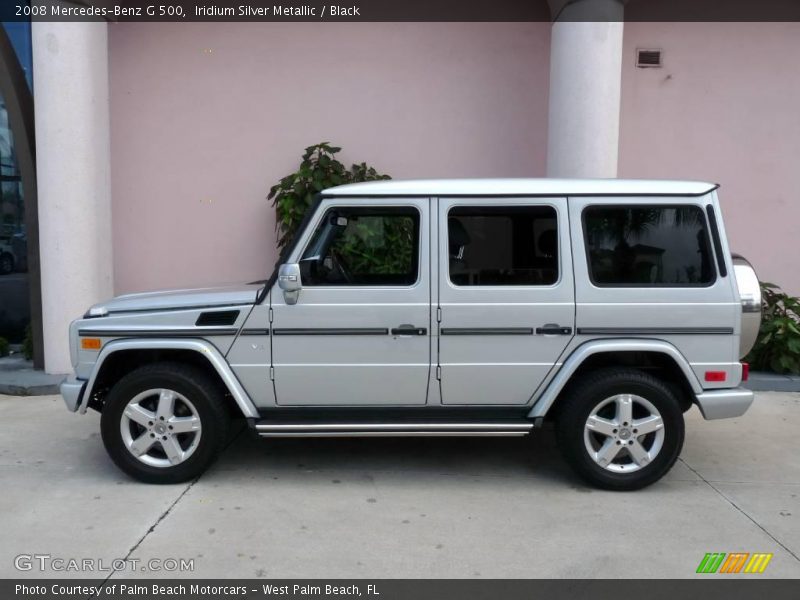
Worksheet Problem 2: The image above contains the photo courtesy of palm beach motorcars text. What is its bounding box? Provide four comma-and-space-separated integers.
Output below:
14, 583, 377, 597
1, 0, 799, 599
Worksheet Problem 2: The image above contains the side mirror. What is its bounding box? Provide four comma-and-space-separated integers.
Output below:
278, 263, 302, 305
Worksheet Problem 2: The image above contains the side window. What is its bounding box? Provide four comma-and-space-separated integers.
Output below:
583, 205, 715, 286
448, 205, 558, 286
299, 206, 420, 286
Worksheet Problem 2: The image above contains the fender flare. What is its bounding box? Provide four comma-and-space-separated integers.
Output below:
527, 338, 703, 419
77, 338, 259, 418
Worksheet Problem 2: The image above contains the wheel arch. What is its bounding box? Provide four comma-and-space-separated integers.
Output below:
78, 339, 259, 418
529, 339, 702, 419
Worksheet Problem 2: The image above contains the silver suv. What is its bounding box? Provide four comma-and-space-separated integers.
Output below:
60, 179, 761, 490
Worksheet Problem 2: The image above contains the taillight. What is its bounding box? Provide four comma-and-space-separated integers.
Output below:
741, 362, 750, 382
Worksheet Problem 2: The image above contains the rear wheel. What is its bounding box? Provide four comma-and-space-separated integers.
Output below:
101, 363, 230, 484
555, 368, 685, 491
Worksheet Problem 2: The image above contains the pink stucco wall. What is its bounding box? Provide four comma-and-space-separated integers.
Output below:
111, 22, 800, 296
109, 22, 551, 294
619, 22, 800, 294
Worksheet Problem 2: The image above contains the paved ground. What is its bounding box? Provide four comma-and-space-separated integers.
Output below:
0, 392, 798, 579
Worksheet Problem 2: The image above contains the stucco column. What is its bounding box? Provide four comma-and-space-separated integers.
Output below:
546, 0, 624, 178
32, 20, 113, 374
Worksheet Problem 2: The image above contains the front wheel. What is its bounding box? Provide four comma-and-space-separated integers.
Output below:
555, 368, 685, 491
100, 363, 230, 484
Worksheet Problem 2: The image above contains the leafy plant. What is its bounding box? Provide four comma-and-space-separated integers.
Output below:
22, 323, 33, 361
0, 336, 8, 358
268, 143, 390, 249
333, 214, 415, 277
745, 282, 800, 374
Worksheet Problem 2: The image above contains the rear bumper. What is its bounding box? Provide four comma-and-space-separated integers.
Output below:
695, 387, 754, 420
60, 376, 86, 413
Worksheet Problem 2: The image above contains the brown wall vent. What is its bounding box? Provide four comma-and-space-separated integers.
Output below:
636, 49, 663, 68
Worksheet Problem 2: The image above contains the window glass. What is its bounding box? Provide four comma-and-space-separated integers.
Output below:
583, 205, 715, 286
0, 21, 33, 346
447, 206, 558, 286
300, 207, 419, 286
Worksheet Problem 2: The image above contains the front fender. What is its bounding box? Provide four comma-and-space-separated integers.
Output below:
76, 338, 259, 418
527, 338, 703, 419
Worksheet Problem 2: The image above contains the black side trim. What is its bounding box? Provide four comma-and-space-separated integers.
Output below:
576, 327, 734, 335
240, 328, 270, 336
272, 328, 389, 336
440, 327, 533, 335
79, 329, 238, 337
195, 310, 240, 327
706, 204, 728, 277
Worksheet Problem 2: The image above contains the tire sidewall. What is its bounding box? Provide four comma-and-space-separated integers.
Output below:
101, 366, 227, 484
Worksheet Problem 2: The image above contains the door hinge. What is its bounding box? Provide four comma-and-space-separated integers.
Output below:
436, 307, 442, 322
268, 307, 274, 322
436, 365, 441, 380
269, 366, 274, 381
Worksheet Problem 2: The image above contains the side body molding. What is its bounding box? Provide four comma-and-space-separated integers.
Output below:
78, 339, 259, 418
527, 339, 703, 419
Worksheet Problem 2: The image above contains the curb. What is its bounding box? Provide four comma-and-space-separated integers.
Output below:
0, 381, 64, 396
0, 357, 66, 396
743, 372, 800, 393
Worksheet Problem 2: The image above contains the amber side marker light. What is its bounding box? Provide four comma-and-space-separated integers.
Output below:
81, 338, 102, 350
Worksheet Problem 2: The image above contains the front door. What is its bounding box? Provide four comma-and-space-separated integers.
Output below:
271, 198, 432, 406
437, 197, 575, 405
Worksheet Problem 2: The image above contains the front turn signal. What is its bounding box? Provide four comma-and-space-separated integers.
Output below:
81, 338, 102, 351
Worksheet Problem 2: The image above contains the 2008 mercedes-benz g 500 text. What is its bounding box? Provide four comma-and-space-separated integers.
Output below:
61, 179, 761, 490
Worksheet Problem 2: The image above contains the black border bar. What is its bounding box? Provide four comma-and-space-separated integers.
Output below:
6, 0, 800, 22
2, 579, 798, 600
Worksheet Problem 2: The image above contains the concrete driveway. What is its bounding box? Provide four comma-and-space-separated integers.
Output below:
1, 392, 798, 579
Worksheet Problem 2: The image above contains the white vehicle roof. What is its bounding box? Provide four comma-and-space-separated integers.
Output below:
323, 178, 718, 197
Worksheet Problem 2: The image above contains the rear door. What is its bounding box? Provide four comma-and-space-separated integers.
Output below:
436, 197, 575, 405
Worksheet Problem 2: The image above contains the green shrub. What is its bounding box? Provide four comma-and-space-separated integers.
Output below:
22, 323, 33, 361
0, 336, 8, 358
268, 142, 390, 249
745, 282, 800, 374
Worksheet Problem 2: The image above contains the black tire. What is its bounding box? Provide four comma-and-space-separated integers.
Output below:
100, 362, 230, 484
0, 253, 13, 275
555, 368, 685, 491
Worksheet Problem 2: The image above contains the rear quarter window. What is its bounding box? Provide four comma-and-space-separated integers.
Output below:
583, 205, 715, 287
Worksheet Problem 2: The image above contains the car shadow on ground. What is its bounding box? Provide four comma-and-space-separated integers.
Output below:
206, 420, 582, 488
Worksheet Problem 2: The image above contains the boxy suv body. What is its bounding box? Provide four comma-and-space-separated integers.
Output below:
60, 179, 761, 489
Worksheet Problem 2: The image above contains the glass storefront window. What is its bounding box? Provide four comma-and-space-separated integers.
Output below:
0, 21, 31, 349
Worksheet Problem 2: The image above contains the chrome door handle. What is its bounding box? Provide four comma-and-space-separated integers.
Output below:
535, 324, 573, 335
391, 324, 427, 336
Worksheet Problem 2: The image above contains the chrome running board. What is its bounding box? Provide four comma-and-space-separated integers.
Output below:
253, 421, 533, 438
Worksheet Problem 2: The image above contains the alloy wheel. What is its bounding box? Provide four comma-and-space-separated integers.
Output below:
119, 388, 202, 468
583, 393, 665, 473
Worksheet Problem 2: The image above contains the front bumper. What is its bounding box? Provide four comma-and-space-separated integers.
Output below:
695, 387, 754, 420
60, 376, 86, 412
